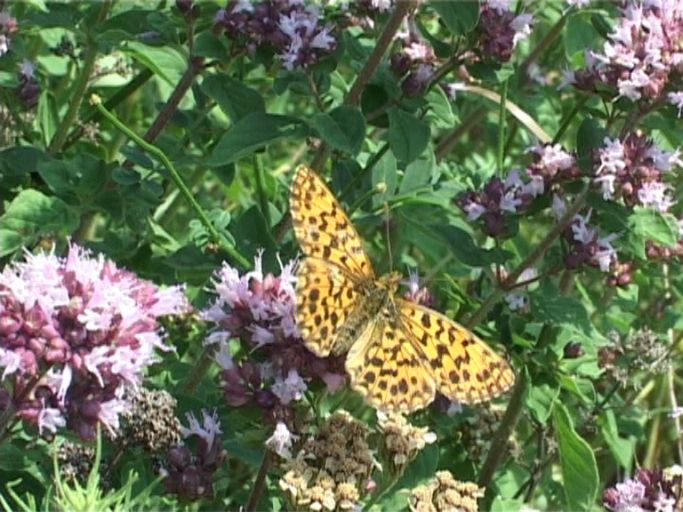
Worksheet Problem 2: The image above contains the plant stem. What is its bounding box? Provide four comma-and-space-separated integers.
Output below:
552, 94, 589, 144
465, 186, 588, 329
497, 80, 508, 175
48, 0, 112, 154
246, 451, 272, 512
478, 371, 528, 488
92, 96, 251, 269
254, 154, 273, 228
180, 346, 215, 395
345, 0, 418, 107
310, 0, 418, 171
435, 106, 487, 161
143, 56, 205, 145
63, 68, 154, 150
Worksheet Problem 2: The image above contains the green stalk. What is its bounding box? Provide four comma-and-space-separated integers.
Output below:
91, 95, 250, 270
49, 1, 112, 154
497, 80, 508, 175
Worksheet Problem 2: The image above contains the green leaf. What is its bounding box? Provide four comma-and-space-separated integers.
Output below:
576, 117, 608, 172
435, 224, 511, 267
526, 384, 560, 424
431, 1, 480, 36
491, 497, 524, 512
36, 154, 109, 204
598, 410, 634, 470
627, 207, 679, 258
553, 402, 599, 511
208, 113, 308, 165
122, 41, 187, 85
387, 108, 430, 165
201, 73, 265, 122
37, 91, 58, 148
0, 189, 79, 256
530, 281, 593, 335
310, 106, 366, 155
564, 12, 601, 60
425, 86, 457, 128
394, 443, 439, 490
399, 157, 432, 194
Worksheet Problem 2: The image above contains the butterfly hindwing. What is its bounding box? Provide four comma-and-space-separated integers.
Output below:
345, 307, 437, 413
395, 298, 515, 404
290, 166, 375, 280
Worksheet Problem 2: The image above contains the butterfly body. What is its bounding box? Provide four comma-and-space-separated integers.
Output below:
290, 165, 514, 413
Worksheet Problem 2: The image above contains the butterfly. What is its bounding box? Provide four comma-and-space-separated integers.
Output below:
290, 165, 514, 413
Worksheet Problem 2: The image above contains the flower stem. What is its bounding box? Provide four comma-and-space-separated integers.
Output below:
91, 96, 251, 269
246, 451, 272, 512
63, 68, 154, 151
48, 0, 112, 154
497, 80, 508, 175
465, 185, 588, 329
254, 154, 273, 228
310, 0, 418, 171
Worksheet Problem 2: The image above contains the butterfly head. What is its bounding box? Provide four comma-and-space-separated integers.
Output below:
378, 272, 402, 294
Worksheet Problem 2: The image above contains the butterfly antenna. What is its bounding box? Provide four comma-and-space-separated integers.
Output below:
384, 201, 394, 272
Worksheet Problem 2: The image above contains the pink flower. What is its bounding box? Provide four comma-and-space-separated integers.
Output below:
0, 244, 190, 440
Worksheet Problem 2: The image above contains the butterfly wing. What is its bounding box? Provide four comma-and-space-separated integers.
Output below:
295, 257, 366, 357
345, 308, 437, 413
395, 298, 515, 404
290, 165, 375, 280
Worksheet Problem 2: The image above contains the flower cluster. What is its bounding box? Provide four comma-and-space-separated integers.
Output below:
408, 470, 484, 512
474, 0, 533, 63
456, 404, 520, 466
594, 134, 681, 212
574, 1, 683, 109
203, 252, 345, 424
603, 466, 682, 512
552, 195, 620, 277
56, 440, 97, 484
390, 36, 438, 97
278, 411, 375, 512
119, 387, 181, 454
458, 170, 540, 238
0, 244, 189, 440
599, 328, 671, 386
403, 270, 434, 307
213, 0, 337, 71
459, 144, 578, 238
376, 411, 437, 477
16, 60, 40, 109
0, 11, 17, 57
163, 410, 227, 502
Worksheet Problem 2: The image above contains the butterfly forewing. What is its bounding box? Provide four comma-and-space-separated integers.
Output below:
295, 257, 363, 357
290, 166, 375, 280
395, 298, 515, 404
289, 164, 515, 412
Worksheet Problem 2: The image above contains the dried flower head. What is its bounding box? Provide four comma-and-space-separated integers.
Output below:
119, 387, 181, 453
376, 411, 436, 477
456, 404, 519, 466
0, 244, 189, 440
409, 471, 484, 512
56, 440, 96, 484
278, 411, 375, 511
599, 328, 671, 385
